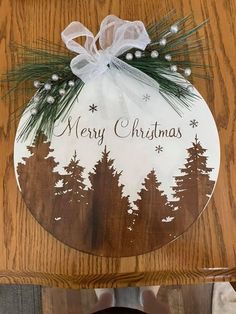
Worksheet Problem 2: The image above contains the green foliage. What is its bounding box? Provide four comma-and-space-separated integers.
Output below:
3, 12, 209, 141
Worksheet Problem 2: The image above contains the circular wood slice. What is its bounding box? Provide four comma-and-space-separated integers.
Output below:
14, 76, 220, 257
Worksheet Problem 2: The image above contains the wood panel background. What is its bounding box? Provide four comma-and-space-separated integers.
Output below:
42, 284, 214, 314
0, 0, 235, 288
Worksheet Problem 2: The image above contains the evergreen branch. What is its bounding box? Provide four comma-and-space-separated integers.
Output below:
17, 78, 84, 142
2, 12, 209, 140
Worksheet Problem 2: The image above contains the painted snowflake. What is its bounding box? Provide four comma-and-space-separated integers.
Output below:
89, 104, 98, 113
190, 119, 199, 128
142, 94, 151, 102
155, 145, 163, 154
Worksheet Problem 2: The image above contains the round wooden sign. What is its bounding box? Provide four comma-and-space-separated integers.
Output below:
14, 75, 220, 257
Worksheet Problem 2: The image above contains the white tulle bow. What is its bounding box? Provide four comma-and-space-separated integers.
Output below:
61, 15, 159, 90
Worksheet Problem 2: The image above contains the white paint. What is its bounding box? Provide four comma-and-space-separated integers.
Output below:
162, 216, 175, 223
54, 217, 62, 221
14, 72, 220, 210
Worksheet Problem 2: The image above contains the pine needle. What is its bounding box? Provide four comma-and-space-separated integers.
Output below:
2, 12, 209, 140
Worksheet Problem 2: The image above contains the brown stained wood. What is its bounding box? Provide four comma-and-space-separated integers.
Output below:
231, 282, 236, 292
0, 0, 236, 287
42, 287, 97, 314
16, 133, 216, 257
41, 284, 213, 314
180, 284, 213, 314
157, 284, 213, 314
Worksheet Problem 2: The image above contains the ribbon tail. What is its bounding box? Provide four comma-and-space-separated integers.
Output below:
102, 59, 159, 111
111, 57, 159, 91
107, 57, 159, 108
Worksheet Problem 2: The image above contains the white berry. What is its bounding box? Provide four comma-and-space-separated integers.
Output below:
134, 50, 142, 58
59, 88, 66, 96
184, 68, 192, 77
159, 38, 167, 46
170, 24, 179, 34
68, 80, 75, 87
151, 50, 159, 58
125, 52, 133, 61
46, 96, 55, 104
33, 81, 41, 88
165, 54, 172, 61
170, 65, 178, 72
52, 74, 59, 81
44, 83, 52, 90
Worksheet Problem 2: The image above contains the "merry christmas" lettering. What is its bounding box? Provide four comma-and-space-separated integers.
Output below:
114, 118, 182, 140
54, 116, 106, 145
54, 116, 182, 145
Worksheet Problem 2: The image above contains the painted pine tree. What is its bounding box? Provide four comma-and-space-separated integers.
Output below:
88, 146, 131, 255
133, 169, 173, 250
171, 135, 215, 226
55, 151, 87, 205
17, 133, 59, 224
53, 151, 91, 249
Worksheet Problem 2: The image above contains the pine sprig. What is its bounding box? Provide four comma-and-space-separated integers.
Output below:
121, 14, 209, 114
3, 12, 209, 141
3, 43, 84, 140
5, 44, 72, 83
17, 78, 84, 142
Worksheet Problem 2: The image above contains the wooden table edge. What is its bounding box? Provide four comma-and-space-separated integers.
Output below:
0, 268, 235, 289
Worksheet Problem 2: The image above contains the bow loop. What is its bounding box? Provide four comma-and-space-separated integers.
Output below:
61, 21, 96, 55
61, 15, 152, 83
98, 15, 150, 54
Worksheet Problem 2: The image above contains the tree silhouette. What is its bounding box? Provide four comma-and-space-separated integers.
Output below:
171, 135, 215, 226
56, 151, 87, 204
17, 133, 59, 222
88, 146, 131, 255
132, 169, 173, 250
53, 151, 91, 248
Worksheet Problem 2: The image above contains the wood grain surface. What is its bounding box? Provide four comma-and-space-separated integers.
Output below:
42, 284, 214, 313
15, 130, 217, 257
0, 0, 235, 288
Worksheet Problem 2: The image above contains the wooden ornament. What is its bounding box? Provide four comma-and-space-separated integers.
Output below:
14, 76, 220, 257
